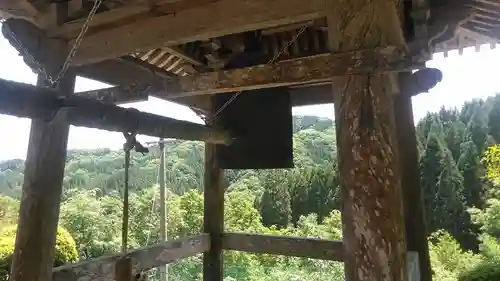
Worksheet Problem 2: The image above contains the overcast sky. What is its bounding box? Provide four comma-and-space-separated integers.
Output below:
0, 31, 499, 160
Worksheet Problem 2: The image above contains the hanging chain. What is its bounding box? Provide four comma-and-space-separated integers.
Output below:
7, 0, 103, 87
52, 0, 104, 86
202, 24, 310, 125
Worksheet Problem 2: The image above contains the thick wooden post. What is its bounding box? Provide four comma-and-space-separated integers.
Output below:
203, 139, 224, 281
326, 1, 408, 281
394, 73, 433, 281
9, 71, 76, 281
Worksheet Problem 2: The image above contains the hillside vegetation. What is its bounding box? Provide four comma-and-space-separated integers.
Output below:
2, 94, 500, 281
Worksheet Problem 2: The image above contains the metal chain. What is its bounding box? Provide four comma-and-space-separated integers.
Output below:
7, 0, 103, 87
203, 24, 310, 125
51, 0, 104, 86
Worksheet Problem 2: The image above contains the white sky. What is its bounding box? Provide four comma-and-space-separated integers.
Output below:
0, 32, 499, 160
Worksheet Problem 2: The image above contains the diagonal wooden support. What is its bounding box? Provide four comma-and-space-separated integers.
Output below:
0, 78, 231, 144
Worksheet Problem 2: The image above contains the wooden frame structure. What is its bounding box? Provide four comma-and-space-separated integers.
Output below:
1, 0, 500, 281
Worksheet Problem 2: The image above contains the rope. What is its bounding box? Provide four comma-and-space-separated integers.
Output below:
121, 132, 149, 253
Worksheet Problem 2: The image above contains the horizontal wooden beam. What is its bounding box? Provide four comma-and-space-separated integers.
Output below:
83, 50, 425, 100
222, 233, 344, 261
62, 0, 326, 65
75, 85, 150, 104
53, 234, 210, 281
0, 78, 231, 144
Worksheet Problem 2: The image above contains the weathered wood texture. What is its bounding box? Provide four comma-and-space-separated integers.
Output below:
203, 128, 224, 281
327, 0, 409, 281
394, 74, 433, 281
9, 73, 76, 281
75, 65, 440, 112
76, 84, 149, 104
222, 233, 344, 261
2, 18, 202, 109
0, 78, 231, 144
64, 0, 326, 65
2, 18, 67, 79
151, 51, 423, 99
115, 258, 133, 281
75, 56, 174, 87
52, 234, 210, 281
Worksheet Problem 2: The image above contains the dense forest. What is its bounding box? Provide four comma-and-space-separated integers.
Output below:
2, 93, 500, 281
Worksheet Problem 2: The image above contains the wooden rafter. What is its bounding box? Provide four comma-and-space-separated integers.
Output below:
53, 234, 210, 281
54, 0, 326, 65
222, 233, 344, 261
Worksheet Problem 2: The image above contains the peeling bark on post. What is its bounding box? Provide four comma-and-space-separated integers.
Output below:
9, 72, 76, 281
326, 1, 408, 281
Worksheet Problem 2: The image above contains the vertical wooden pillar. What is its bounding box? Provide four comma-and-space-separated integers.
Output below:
203, 140, 224, 280
326, 1, 408, 281
394, 73, 433, 281
9, 71, 76, 281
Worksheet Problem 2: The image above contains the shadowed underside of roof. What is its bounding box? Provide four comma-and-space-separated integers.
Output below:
0, 0, 499, 78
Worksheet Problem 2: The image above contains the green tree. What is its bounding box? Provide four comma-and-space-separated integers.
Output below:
0, 226, 78, 281
259, 170, 292, 228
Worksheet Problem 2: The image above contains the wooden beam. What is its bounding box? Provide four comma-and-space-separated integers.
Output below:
7, 6, 76, 281
86, 51, 425, 101
326, 1, 409, 281
7, 6, 75, 281
203, 120, 224, 281
222, 233, 344, 261
75, 84, 149, 104
2, 18, 198, 108
394, 73, 433, 281
53, 234, 210, 281
48, 0, 221, 39
9, 73, 75, 281
115, 258, 133, 281
78, 64, 436, 111
62, 0, 326, 65
75, 56, 174, 87
0, 78, 231, 144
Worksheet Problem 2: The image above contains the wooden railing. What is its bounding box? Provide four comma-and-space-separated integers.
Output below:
51, 233, 344, 281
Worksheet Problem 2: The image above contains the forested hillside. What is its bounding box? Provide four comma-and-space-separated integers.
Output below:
2, 94, 500, 281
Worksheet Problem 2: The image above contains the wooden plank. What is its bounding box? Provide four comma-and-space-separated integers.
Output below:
394, 74, 433, 281
0, 78, 231, 144
115, 258, 134, 281
2, 18, 189, 106
8, 6, 76, 281
326, 1, 409, 281
65, 0, 326, 65
53, 234, 210, 281
222, 233, 344, 261
203, 122, 224, 281
9, 72, 75, 281
48, 0, 221, 39
75, 56, 175, 86
75, 84, 150, 104
89, 51, 425, 100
